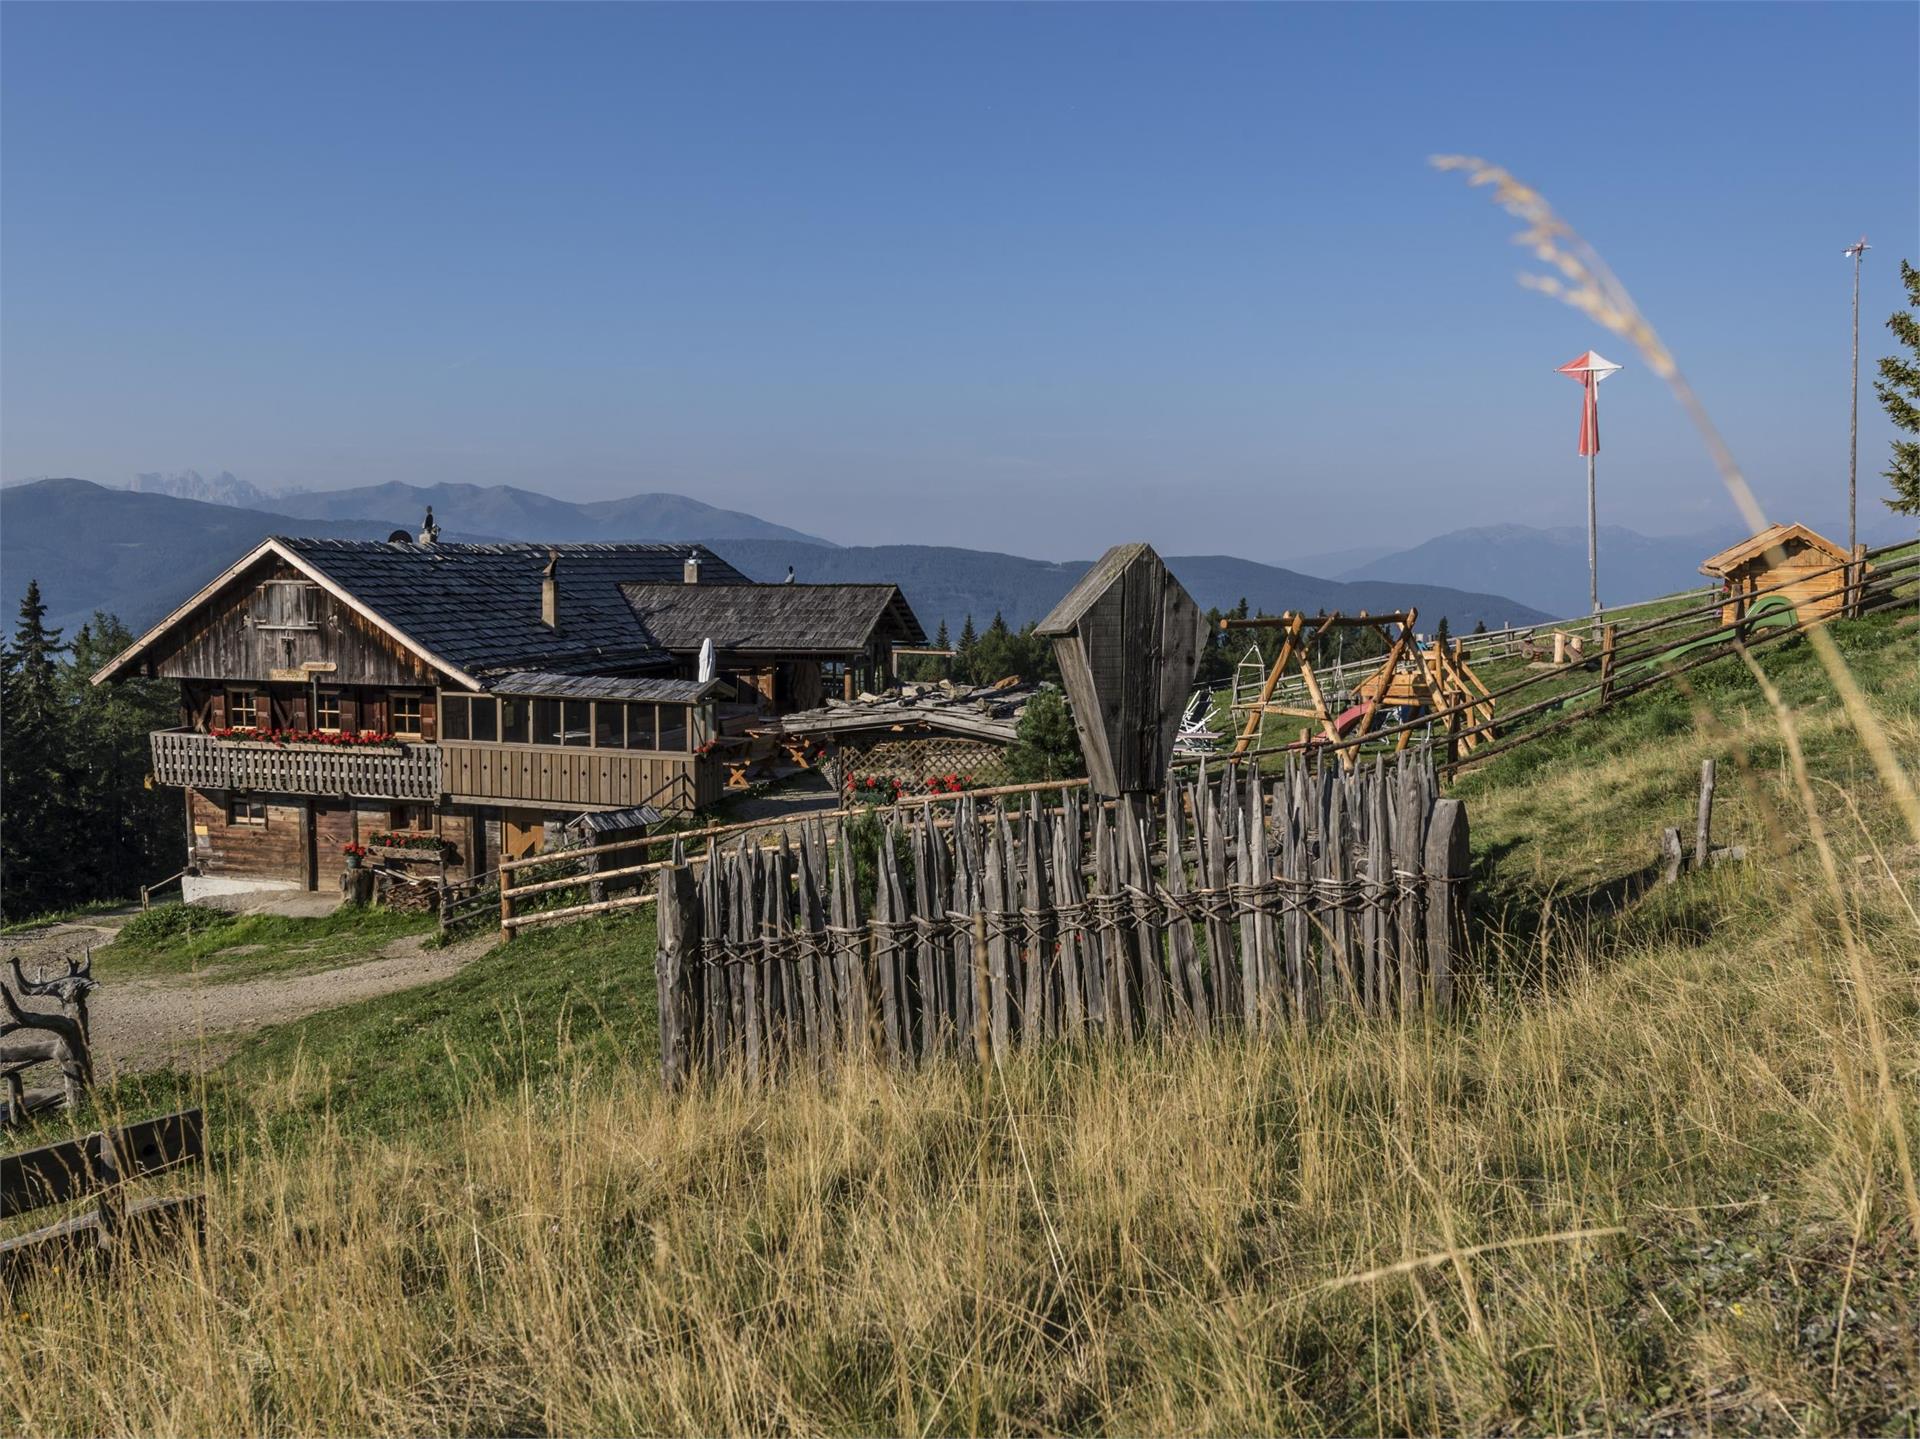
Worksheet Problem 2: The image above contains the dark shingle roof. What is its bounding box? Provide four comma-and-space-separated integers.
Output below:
487, 671, 718, 704
619, 582, 926, 655
283, 539, 749, 679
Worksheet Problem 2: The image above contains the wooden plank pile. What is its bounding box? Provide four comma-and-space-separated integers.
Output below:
654, 750, 1469, 1086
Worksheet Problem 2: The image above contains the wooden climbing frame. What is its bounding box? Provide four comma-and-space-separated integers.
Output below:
1222, 609, 1496, 764
1223, 610, 1416, 763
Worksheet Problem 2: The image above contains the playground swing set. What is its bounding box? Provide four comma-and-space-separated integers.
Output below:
1222, 608, 1496, 763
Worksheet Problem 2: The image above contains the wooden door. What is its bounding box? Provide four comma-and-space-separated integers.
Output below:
502, 810, 545, 863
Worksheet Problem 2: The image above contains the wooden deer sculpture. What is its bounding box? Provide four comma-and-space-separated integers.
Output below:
1, 951, 97, 1122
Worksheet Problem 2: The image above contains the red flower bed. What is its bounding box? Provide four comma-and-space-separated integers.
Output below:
366, 829, 452, 854
209, 727, 400, 749
846, 773, 905, 805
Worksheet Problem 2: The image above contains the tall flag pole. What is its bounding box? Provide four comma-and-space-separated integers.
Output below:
1556, 350, 1623, 622
1844, 237, 1870, 557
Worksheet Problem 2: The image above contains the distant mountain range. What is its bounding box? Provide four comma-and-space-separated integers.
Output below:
1344, 514, 1917, 619
0, 478, 1549, 642
1337, 524, 1725, 620
262, 480, 834, 547
128, 468, 282, 508
686, 540, 1547, 637
2, 481, 413, 637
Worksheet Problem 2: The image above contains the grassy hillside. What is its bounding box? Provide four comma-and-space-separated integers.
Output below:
7, 610, 1917, 1434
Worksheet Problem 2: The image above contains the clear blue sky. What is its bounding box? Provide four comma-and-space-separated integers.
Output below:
4, 2, 1914, 559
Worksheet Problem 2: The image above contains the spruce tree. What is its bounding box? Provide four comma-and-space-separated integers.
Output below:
1005, 688, 1085, 782
65, 614, 185, 902
0, 581, 69, 916
1875, 259, 1920, 514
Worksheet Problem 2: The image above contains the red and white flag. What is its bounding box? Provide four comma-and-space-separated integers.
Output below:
1556, 350, 1622, 456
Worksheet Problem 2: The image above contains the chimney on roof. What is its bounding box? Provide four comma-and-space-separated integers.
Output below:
418, 506, 440, 546
541, 549, 560, 630
683, 553, 701, 585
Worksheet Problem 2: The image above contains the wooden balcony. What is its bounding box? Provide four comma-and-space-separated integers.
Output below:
150, 729, 441, 801
150, 730, 723, 814
439, 741, 720, 814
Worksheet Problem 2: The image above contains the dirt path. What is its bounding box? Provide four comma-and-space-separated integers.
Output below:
3, 917, 496, 1078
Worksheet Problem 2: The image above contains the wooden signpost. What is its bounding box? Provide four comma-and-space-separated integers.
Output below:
1034, 542, 1206, 799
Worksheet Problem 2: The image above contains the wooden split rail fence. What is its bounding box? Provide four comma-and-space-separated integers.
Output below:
652, 751, 1469, 1086
1225, 541, 1919, 774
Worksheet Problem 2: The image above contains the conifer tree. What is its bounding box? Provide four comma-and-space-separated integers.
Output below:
1, 581, 68, 916
1875, 259, 1920, 514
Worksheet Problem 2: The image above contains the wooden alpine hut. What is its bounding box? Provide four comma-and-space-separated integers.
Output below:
1698, 523, 1862, 627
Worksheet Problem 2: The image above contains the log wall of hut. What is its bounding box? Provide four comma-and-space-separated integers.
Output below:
187, 787, 489, 893
149, 563, 438, 687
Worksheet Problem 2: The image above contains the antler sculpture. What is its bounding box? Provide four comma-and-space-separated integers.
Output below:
10, 951, 97, 1044
0, 954, 96, 1119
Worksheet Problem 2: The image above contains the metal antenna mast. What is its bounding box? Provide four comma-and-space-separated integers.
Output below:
1845, 236, 1871, 555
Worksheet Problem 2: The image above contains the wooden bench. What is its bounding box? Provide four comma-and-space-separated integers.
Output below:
0, 1109, 205, 1286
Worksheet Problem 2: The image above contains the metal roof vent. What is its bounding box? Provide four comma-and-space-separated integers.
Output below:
417, 506, 440, 546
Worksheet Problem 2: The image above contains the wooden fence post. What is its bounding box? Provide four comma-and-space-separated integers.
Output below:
1599, 623, 1617, 704
971, 909, 992, 1071
1693, 758, 1716, 871
499, 864, 513, 943
1422, 798, 1469, 1014
1660, 827, 1685, 885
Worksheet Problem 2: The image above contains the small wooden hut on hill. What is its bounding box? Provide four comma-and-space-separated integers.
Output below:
1699, 523, 1861, 626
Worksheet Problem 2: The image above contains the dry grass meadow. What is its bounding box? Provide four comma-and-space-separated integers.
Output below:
5, 610, 1918, 1436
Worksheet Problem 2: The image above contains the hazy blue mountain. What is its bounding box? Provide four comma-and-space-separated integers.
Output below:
1340, 523, 1735, 619
268, 480, 833, 547
2, 479, 1548, 646
127, 469, 280, 508
708, 540, 1549, 639
1, 480, 410, 635
1279, 542, 1399, 577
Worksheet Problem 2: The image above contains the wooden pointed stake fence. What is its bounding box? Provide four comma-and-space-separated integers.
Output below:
654, 749, 1471, 1088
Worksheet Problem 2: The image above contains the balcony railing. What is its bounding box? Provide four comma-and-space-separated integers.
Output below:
150, 729, 722, 814
150, 729, 441, 802
439, 740, 717, 814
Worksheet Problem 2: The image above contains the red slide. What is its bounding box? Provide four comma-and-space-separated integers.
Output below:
1333, 704, 1368, 735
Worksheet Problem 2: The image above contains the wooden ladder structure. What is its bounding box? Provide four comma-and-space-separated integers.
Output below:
1223, 610, 1418, 766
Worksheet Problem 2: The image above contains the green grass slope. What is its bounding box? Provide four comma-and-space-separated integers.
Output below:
10, 608, 1918, 1435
